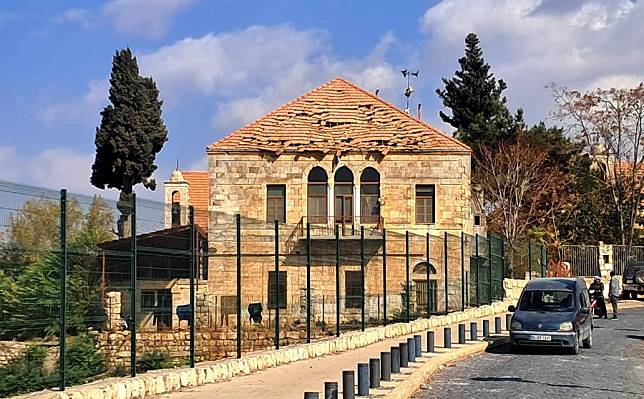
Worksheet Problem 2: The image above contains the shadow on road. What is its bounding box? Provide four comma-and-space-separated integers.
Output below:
470, 376, 642, 396
484, 343, 571, 356
625, 334, 644, 340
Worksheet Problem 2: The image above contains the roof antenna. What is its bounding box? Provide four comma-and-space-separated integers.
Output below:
401, 69, 419, 113
417, 103, 422, 120
176, 157, 180, 171
375, 89, 380, 97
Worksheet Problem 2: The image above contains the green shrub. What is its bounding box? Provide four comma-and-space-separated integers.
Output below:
65, 334, 106, 385
137, 351, 174, 373
0, 346, 55, 397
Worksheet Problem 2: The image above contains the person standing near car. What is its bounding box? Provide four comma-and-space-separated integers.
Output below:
589, 276, 607, 318
609, 271, 621, 320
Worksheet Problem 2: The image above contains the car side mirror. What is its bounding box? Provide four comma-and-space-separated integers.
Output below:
508, 305, 516, 312
580, 307, 590, 315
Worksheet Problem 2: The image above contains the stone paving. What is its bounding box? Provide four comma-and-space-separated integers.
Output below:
414, 306, 644, 399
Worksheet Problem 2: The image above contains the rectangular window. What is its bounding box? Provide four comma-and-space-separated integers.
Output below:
141, 289, 172, 330
266, 185, 286, 223
268, 271, 287, 309
307, 183, 328, 223
474, 215, 481, 226
415, 185, 435, 224
345, 271, 362, 309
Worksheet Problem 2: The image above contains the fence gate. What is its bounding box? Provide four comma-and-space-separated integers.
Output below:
612, 245, 644, 275
561, 245, 600, 277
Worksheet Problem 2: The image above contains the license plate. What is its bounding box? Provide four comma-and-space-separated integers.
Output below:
529, 335, 551, 341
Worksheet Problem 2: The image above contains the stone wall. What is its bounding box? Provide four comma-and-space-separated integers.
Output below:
0, 341, 29, 366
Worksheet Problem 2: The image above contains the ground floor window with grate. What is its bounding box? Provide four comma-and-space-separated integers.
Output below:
345, 271, 362, 309
268, 271, 287, 309
141, 289, 172, 329
415, 280, 437, 313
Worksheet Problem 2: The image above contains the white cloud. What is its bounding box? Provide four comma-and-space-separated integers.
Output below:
138, 25, 400, 133
103, 0, 196, 39
56, 0, 195, 39
38, 80, 108, 128
420, 0, 644, 123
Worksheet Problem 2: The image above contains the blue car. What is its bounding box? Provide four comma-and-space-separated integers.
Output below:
508, 278, 593, 355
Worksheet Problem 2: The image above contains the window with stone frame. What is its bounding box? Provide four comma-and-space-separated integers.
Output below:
345, 270, 362, 309
360, 167, 380, 224
415, 185, 435, 224
268, 271, 287, 309
307, 167, 328, 223
266, 184, 286, 223
141, 289, 172, 330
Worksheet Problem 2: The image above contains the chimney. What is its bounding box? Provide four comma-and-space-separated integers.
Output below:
417, 103, 422, 120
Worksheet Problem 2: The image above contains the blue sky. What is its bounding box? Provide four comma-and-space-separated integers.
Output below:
1, 0, 643, 199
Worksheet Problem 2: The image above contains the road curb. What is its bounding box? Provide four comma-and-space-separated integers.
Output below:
379, 334, 509, 399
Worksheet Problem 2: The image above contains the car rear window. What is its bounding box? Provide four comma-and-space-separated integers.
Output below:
519, 290, 575, 312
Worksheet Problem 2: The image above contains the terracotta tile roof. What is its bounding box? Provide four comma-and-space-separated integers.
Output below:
182, 171, 209, 228
207, 77, 469, 154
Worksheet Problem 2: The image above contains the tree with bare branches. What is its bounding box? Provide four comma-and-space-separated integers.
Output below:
475, 138, 559, 276
551, 84, 644, 245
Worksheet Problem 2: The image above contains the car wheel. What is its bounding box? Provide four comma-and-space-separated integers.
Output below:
570, 332, 580, 355
582, 330, 593, 349
510, 343, 520, 354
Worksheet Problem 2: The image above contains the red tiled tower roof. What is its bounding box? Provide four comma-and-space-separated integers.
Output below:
207, 77, 469, 155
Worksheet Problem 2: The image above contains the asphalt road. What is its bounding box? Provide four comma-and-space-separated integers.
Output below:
414, 306, 644, 399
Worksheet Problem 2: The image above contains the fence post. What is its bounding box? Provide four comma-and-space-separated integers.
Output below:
236, 214, 242, 358
274, 220, 280, 349
475, 234, 479, 307
426, 233, 430, 317
130, 193, 137, 377
189, 206, 195, 367
488, 236, 492, 304
461, 232, 465, 311
541, 245, 546, 277
335, 224, 340, 337
501, 239, 506, 280
382, 228, 387, 326
528, 240, 532, 280
306, 223, 311, 343
59, 189, 67, 391
444, 232, 448, 315
360, 226, 365, 331
405, 231, 410, 322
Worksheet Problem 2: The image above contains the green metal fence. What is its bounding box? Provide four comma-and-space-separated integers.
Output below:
0, 180, 547, 396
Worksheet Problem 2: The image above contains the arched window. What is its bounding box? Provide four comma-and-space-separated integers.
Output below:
171, 191, 181, 227
334, 167, 354, 226
360, 168, 380, 224
307, 167, 328, 223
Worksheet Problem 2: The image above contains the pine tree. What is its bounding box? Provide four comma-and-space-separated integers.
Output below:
91, 48, 167, 237
436, 33, 516, 157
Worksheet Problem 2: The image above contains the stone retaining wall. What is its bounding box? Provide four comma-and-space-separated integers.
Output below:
0, 341, 29, 366
21, 300, 510, 399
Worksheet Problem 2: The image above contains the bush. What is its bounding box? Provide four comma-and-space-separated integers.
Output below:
66, 334, 106, 385
137, 351, 174, 373
0, 346, 55, 397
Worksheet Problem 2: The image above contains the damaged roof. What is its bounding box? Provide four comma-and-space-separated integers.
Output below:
207, 77, 469, 155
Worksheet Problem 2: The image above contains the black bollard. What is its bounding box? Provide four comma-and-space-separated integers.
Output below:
414, 335, 422, 356
506, 313, 512, 331
342, 370, 355, 399
357, 363, 369, 396
391, 346, 401, 373
304, 393, 319, 399
369, 358, 380, 388
444, 327, 452, 349
324, 382, 338, 399
427, 331, 435, 353
458, 324, 466, 344
495, 317, 502, 334
470, 322, 478, 341
380, 352, 391, 381
483, 319, 490, 337
407, 337, 416, 362
399, 342, 409, 367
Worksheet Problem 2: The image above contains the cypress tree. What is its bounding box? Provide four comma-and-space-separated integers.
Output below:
91, 48, 168, 237
437, 33, 517, 158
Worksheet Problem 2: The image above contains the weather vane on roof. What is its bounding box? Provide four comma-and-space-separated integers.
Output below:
401, 69, 419, 113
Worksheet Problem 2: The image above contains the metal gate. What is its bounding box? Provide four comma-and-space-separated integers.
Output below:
613, 245, 644, 274
561, 245, 600, 277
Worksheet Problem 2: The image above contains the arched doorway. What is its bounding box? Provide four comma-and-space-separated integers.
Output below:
360, 167, 380, 224
334, 167, 354, 233
413, 262, 437, 314
307, 167, 328, 224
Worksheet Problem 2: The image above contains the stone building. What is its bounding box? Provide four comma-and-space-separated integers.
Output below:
166, 77, 483, 329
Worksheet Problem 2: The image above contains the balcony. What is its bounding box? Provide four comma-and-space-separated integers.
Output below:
286, 216, 384, 251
